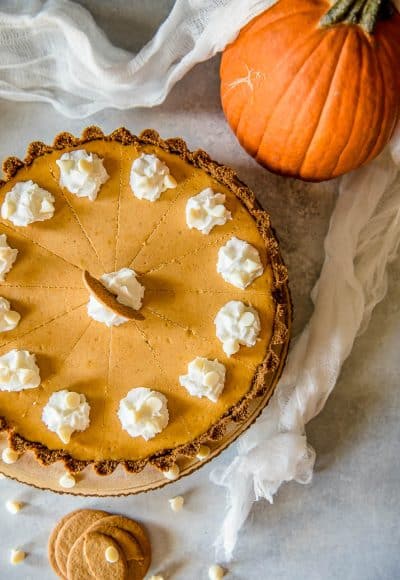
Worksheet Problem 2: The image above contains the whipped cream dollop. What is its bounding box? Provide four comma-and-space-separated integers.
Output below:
42, 390, 90, 444
217, 237, 263, 289
87, 296, 128, 327
130, 153, 177, 201
0, 234, 18, 281
56, 150, 109, 201
1, 181, 55, 226
0, 349, 41, 391
214, 300, 261, 356
179, 357, 226, 402
87, 268, 144, 327
118, 387, 169, 440
101, 268, 144, 310
186, 188, 231, 234
0, 297, 20, 332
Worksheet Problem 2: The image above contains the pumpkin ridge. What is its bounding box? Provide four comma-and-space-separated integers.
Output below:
229, 10, 329, 149
233, 23, 326, 151
253, 31, 329, 161
364, 34, 399, 162
350, 34, 386, 169
271, 28, 349, 174
330, 31, 364, 176
298, 28, 352, 176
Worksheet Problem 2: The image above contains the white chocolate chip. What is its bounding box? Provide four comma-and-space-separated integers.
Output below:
6, 500, 23, 514
244, 258, 259, 273
240, 311, 255, 327
18, 369, 36, 385
59, 472, 76, 489
4, 311, 20, 326
59, 159, 74, 172
223, 338, 240, 356
209, 204, 226, 218
78, 158, 94, 173
208, 564, 225, 580
204, 371, 220, 388
105, 545, 119, 563
57, 425, 74, 445
2, 447, 19, 464
148, 575, 165, 580
163, 464, 180, 480
40, 199, 54, 214
196, 444, 211, 461
10, 549, 26, 565
164, 174, 177, 189
2, 201, 15, 219
168, 496, 184, 512
65, 391, 81, 410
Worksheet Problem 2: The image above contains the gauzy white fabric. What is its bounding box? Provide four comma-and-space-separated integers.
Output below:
211, 140, 400, 560
0, 0, 276, 118
1, 0, 400, 565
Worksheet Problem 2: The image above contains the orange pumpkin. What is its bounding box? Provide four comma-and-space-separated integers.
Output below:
220, 0, 400, 181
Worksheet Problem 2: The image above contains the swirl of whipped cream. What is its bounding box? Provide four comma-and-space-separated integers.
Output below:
1, 181, 55, 226
87, 296, 128, 327
118, 387, 169, 440
217, 237, 263, 289
87, 268, 145, 327
101, 268, 144, 310
0, 349, 41, 391
56, 150, 109, 201
214, 300, 261, 356
0, 297, 20, 332
42, 390, 90, 444
130, 153, 177, 201
0, 234, 18, 281
186, 188, 232, 235
179, 357, 226, 402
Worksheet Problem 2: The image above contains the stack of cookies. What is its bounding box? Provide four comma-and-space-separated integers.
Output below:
48, 509, 151, 579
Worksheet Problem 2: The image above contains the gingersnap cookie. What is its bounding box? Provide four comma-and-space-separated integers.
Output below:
54, 509, 107, 577
89, 526, 143, 561
86, 515, 151, 580
66, 534, 96, 580
84, 531, 128, 580
49, 509, 80, 578
83, 270, 143, 321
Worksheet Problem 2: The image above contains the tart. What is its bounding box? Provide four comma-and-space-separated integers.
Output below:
0, 126, 290, 484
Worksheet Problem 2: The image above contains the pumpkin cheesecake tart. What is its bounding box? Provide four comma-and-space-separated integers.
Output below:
0, 126, 290, 486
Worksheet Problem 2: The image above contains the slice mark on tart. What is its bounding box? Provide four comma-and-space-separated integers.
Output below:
0, 226, 85, 288
0, 127, 290, 475
131, 166, 264, 274
0, 288, 87, 348
115, 144, 196, 271
125, 173, 194, 270
49, 141, 121, 272
0, 165, 102, 275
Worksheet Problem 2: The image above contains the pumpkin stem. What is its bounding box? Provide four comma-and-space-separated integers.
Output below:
360, 0, 383, 32
320, 0, 390, 32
